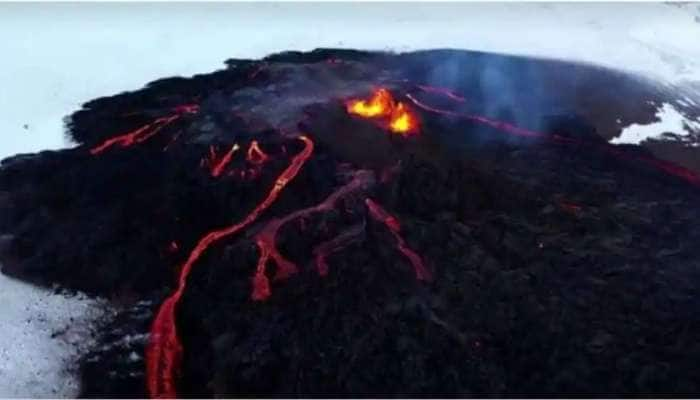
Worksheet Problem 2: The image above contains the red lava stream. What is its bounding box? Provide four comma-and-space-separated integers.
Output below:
145, 135, 314, 399
406, 90, 700, 188
90, 105, 199, 156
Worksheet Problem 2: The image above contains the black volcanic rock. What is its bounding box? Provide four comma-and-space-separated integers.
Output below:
1, 48, 700, 397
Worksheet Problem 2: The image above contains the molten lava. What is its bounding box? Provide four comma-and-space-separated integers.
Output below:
207, 144, 240, 178
346, 88, 394, 118
405, 91, 700, 188
90, 104, 199, 155
251, 170, 375, 301
247, 140, 269, 165
389, 102, 419, 135
416, 84, 467, 102
346, 88, 420, 135
365, 198, 432, 281
146, 135, 314, 399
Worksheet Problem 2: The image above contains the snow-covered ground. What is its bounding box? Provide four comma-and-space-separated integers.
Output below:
1, 2, 700, 397
612, 102, 700, 147
1, 2, 700, 161
0, 271, 106, 398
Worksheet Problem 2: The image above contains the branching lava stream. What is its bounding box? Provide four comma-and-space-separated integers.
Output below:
90, 104, 199, 155
251, 170, 376, 301
365, 198, 432, 282
146, 135, 314, 399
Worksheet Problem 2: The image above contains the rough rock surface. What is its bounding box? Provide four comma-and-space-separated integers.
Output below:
1, 49, 699, 397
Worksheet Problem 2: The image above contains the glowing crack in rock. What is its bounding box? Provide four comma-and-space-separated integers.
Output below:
146, 135, 314, 399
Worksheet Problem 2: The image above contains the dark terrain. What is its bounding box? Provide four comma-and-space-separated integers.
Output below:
0, 49, 699, 397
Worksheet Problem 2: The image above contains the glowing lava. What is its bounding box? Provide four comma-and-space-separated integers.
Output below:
365, 198, 432, 281
247, 140, 269, 165
146, 135, 314, 399
416, 84, 466, 102
389, 102, 419, 135
90, 104, 199, 155
346, 88, 420, 135
346, 88, 394, 118
405, 91, 700, 187
251, 170, 375, 301
207, 144, 240, 178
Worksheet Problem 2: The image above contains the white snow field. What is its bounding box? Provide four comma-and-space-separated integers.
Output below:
0, 271, 106, 398
1, 2, 700, 161
612, 102, 700, 147
1, 2, 699, 398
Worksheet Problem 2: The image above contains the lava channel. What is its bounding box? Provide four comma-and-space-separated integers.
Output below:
405, 91, 700, 188
205, 143, 240, 177
415, 84, 467, 102
365, 198, 432, 281
90, 104, 199, 155
251, 169, 376, 301
146, 135, 314, 399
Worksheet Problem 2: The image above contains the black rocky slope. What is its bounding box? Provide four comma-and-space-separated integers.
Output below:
1, 49, 699, 397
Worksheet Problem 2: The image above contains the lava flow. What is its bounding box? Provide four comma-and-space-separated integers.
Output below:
146, 135, 314, 399
251, 169, 376, 301
346, 88, 420, 135
406, 90, 700, 187
365, 198, 432, 281
415, 84, 467, 102
312, 222, 366, 277
205, 144, 240, 177
247, 140, 270, 164
90, 104, 199, 155
346, 88, 394, 118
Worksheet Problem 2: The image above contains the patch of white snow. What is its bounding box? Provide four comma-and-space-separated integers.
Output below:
0, 271, 106, 398
611, 102, 700, 145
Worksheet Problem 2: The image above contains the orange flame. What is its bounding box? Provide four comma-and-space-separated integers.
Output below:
346, 88, 419, 135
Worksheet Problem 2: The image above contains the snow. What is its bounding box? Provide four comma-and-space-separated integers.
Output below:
1, 2, 700, 161
0, 271, 106, 398
611, 102, 700, 146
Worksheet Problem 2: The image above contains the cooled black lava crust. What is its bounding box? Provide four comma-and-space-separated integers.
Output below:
1, 49, 699, 397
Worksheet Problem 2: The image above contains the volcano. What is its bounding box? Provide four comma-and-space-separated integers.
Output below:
1, 48, 699, 397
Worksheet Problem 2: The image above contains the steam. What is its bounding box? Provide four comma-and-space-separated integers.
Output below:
423, 52, 552, 139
